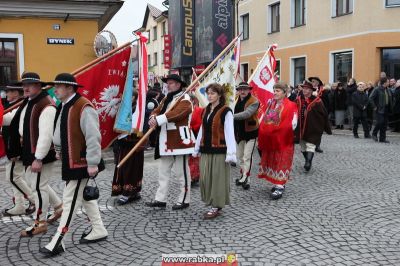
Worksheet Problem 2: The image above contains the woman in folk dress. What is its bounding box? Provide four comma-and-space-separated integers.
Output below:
193, 83, 236, 219
258, 83, 298, 200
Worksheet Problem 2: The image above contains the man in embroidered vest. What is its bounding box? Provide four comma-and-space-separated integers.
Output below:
39, 73, 107, 257
2, 82, 36, 216
233, 82, 259, 190
8, 72, 63, 237
145, 74, 195, 210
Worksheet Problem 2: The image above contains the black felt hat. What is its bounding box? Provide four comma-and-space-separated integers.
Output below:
16, 72, 47, 87
48, 73, 84, 90
4, 81, 23, 91
300, 80, 316, 91
161, 74, 187, 87
236, 81, 252, 90
308, 76, 323, 86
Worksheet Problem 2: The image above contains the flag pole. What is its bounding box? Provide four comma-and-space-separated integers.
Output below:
117, 34, 241, 168
4, 101, 23, 114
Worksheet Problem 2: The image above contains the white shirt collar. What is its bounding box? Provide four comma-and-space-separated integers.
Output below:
62, 93, 76, 106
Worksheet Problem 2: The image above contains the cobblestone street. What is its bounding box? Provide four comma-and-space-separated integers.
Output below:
1, 131, 400, 265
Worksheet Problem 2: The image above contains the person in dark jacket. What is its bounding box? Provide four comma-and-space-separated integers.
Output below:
333, 83, 347, 129
153, 82, 165, 102
287, 85, 297, 102
2, 83, 36, 216
352, 82, 371, 138
309, 76, 326, 153
346, 78, 357, 130
369, 77, 393, 143
295, 81, 332, 172
143, 89, 161, 148
319, 85, 331, 112
112, 91, 144, 205
391, 80, 400, 132
365, 81, 375, 131
328, 83, 337, 126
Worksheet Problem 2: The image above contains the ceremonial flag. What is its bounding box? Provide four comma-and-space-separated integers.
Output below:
131, 32, 148, 135
194, 38, 240, 109
114, 46, 136, 134
249, 44, 278, 120
75, 45, 132, 149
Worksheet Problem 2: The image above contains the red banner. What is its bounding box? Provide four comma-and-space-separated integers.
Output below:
75, 46, 132, 149
164, 34, 171, 69
249, 44, 278, 121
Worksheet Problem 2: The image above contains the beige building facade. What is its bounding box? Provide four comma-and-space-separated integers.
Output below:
137, 4, 169, 85
238, 0, 400, 86
0, 0, 122, 86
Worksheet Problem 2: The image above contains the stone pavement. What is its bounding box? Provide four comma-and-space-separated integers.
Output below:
1, 131, 400, 265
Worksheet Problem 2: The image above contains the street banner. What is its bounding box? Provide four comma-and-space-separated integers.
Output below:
169, 0, 195, 68
163, 34, 171, 69
195, 0, 234, 64
249, 44, 278, 120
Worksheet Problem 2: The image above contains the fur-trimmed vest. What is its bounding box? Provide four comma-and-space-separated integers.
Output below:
234, 94, 259, 141
152, 90, 195, 158
2, 98, 24, 158
9, 91, 56, 166
200, 103, 232, 154
55, 94, 104, 181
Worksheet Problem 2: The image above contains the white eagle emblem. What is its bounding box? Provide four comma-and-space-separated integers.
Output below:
95, 84, 121, 120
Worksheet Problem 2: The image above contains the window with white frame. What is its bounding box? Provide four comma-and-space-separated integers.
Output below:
386, 0, 400, 7
148, 54, 151, 66
292, 57, 306, 86
332, 0, 353, 17
333, 51, 352, 83
240, 14, 249, 40
292, 0, 306, 27
268, 2, 280, 33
